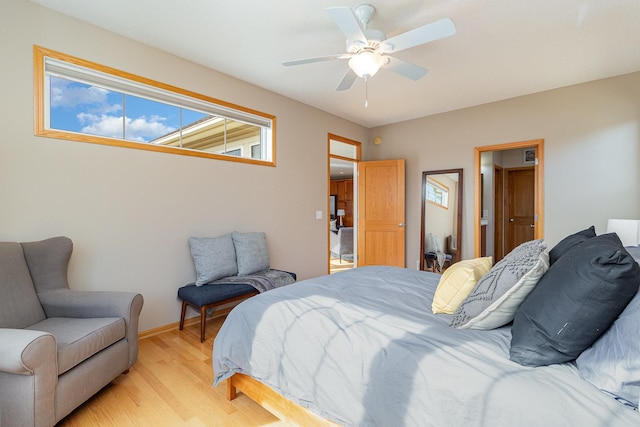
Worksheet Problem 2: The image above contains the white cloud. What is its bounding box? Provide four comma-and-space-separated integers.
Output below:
78, 113, 176, 142
50, 77, 121, 113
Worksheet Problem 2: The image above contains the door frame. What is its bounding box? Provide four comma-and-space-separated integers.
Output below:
493, 165, 504, 261
328, 133, 361, 274
474, 139, 544, 257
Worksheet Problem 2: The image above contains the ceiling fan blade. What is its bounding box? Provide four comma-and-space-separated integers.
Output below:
336, 69, 357, 91
384, 57, 428, 81
383, 18, 456, 53
327, 6, 367, 44
283, 54, 349, 67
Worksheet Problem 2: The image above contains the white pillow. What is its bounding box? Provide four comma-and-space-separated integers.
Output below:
425, 233, 442, 253
451, 240, 548, 330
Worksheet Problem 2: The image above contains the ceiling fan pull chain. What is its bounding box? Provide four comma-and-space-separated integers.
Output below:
364, 76, 369, 108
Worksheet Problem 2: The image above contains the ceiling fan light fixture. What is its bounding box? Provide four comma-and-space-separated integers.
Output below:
348, 51, 385, 79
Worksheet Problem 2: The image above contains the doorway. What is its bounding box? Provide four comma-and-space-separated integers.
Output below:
474, 139, 544, 259
328, 134, 361, 274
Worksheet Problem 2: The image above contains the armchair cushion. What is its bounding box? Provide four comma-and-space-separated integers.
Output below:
38, 289, 144, 367
0, 242, 46, 329
27, 317, 125, 375
22, 236, 72, 293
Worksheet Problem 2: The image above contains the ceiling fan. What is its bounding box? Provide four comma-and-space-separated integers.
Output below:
283, 3, 456, 103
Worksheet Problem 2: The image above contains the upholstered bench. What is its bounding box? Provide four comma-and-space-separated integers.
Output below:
178, 270, 296, 342
178, 282, 257, 342
424, 251, 452, 272
181, 231, 296, 342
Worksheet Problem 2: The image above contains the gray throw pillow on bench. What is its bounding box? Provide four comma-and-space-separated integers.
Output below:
189, 234, 238, 286
232, 231, 270, 276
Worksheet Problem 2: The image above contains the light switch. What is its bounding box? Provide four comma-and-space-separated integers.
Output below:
316, 210, 323, 220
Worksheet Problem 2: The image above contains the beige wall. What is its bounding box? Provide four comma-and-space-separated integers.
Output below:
1, 2, 367, 331
3, 2, 640, 332
366, 71, 640, 266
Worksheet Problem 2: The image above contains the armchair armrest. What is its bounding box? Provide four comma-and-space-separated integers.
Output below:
38, 289, 144, 366
38, 289, 142, 319
0, 329, 57, 427
0, 329, 56, 375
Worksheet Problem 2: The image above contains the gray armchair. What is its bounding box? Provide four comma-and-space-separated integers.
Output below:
330, 227, 354, 262
0, 237, 143, 427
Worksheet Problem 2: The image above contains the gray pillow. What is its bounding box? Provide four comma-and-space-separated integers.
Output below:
425, 233, 441, 253
548, 225, 596, 265
626, 245, 640, 265
450, 239, 547, 330
510, 233, 640, 367
232, 232, 269, 276
189, 234, 238, 286
577, 288, 640, 409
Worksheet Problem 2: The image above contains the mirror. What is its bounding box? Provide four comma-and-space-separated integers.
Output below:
420, 169, 463, 272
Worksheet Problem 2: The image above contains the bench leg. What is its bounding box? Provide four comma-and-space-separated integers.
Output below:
200, 306, 207, 343
179, 301, 188, 330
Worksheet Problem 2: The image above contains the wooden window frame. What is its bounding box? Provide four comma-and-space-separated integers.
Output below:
34, 45, 276, 167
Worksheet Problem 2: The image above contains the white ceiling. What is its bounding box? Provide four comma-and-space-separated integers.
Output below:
30, 0, 640, 128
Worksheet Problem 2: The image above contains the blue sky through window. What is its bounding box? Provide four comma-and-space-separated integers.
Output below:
49, 76, 208, 142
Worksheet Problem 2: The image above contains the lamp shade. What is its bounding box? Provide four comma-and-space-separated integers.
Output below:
607, 219, 640, 247
337, 209, 346, 217
348, 51, 386, 78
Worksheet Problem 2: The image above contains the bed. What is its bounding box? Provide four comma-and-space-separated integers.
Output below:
213, 233, 640, 426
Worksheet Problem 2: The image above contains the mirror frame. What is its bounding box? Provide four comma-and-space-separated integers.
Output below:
420, 168, 463, 271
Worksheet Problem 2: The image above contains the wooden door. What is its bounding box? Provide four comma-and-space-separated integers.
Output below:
504, 167, 535, 254
493, 166, 504, 262
357, 159, 405, 267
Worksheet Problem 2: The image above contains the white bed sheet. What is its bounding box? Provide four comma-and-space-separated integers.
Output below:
213, 266, 640, 426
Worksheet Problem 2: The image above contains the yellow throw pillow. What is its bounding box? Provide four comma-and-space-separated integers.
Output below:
432, 257, 493, 314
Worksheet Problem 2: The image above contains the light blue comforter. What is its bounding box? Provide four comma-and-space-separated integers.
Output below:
213, 266, 639, 426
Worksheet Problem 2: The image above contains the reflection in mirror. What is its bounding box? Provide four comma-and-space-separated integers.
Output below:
420, 169, 463, 273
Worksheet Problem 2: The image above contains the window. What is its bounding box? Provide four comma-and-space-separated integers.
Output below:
426, 178, 449, 209
250, 143, 261, 159
34, 46, 275, 166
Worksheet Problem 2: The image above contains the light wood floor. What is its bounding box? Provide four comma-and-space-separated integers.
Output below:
329, 257, 353, 274
57, 317, 294, 427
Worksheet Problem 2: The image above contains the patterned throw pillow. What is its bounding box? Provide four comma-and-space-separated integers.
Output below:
450, 239, 548, 330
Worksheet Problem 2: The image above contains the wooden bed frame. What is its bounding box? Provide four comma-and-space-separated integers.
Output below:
227, 373, 340, 426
